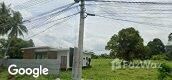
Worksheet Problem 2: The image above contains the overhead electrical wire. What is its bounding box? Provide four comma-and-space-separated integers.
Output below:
26, 12, 79, 39
25, 5, 79, 29
97, 15, 172, 19
85, 3, 172, 18
25, 2, 76, 21
25, 3, 77, 23
86, 3, 172, 14
86, 3, 172, 20
98, 12, 172, 14
27, 19, 68, 39
28, 12, 80, 30
46, 5, 78, 20
94, 5, 172, 28
86, 0, 172, 5
14, 0, 50, 9
94, 14, 172, 29
17, 0, 172, 38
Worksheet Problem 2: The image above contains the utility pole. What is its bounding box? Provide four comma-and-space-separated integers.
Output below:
72, 0, 85, 80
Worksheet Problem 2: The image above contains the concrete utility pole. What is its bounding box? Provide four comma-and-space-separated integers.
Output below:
72, 0, 85, 80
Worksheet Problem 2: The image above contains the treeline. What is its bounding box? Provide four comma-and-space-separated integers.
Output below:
105, 27, 172, 61
87, 27, 172, 61
83, 51, 111, 59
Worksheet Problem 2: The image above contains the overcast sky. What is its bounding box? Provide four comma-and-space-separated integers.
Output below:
1, 0, 172, 54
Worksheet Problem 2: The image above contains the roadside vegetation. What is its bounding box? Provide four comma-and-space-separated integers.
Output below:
0, 59, 172, 80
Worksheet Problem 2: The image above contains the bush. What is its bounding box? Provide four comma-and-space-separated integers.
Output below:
158, 63, 172, 80
167, 51, 172, 60
151, 54, 168, 60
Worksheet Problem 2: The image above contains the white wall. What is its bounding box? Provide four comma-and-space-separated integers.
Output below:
82, 53, 91, 67
57, 50, 92, 68
57, 50, 70, 69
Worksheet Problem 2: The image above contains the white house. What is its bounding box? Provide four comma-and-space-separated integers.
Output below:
21, 46, 92, 69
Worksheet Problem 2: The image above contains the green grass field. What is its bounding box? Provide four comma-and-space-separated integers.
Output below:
0, 59, 172, 80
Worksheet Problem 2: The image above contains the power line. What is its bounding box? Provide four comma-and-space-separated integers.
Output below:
98, 12, 172, 14
28, 12, 80, 30
24, 5, 78, 28
46, 5, 78, 20
27, 19, 68, 39
86, 4, 172, 14
24, 5, 79, 30
96, 15, 172, 19
87, 4, 172, 20
85, 3, 172, 21
26, 3, 77, 23
94, 14, 172, 29
87, 3, 172, 12
85, 3, 172, 20
14, 0, 50, 9
25, 2, 76, 21
86, 0, 172, 5
26, 12, 78, 39
93, 12, 172, 18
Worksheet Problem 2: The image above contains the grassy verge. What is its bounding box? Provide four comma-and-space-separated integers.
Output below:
0, 59, 172, 80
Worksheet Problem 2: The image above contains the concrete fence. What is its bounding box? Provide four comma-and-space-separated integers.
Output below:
0, 59, 60, 75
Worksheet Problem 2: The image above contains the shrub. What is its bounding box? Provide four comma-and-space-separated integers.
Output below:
158, 63, 172, 80
151, 54, 168, 60
167, 51, 172, 60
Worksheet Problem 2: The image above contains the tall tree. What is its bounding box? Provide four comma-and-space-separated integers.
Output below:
0, 2, 28, 58
8, 12, 28, 38
0, 2, 12, 36
0, 2, 28, 38
106, 27, 145, 61
147, 38, 166, 56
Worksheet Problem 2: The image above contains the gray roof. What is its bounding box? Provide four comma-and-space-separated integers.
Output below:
21, 46, 70, 52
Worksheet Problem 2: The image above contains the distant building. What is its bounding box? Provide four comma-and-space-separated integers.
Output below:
166, 41, 172, 52
21, 46, 91, 69
166, 41, 172, 59
167, 33, 172, 52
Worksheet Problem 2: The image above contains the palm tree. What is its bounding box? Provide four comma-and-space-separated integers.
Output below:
4, 11, 28, 58
0, 2, 28, 58
0, 2, 28, 38
0, 2, 12, 36
8, 11, 28, 38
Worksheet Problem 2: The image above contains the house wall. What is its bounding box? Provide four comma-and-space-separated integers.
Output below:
23, 49, 57, 59
22, 47, 92, 69
23, 49, 34, 59
47, 51, 57, 59
57, 50, 70, 69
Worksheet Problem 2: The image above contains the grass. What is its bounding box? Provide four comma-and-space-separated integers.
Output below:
0, 59, 172, 80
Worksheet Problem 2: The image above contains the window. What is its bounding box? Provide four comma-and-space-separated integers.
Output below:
34, 52, 47, 59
